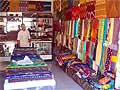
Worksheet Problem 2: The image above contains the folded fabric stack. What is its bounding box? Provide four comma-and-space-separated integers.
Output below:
56, 47, 115, 90
66, 62, 115, 90
4, 47, 56, 90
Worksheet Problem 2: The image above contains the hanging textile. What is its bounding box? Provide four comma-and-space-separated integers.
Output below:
77, 39, 81, 53
86, 20, 91, 41
107, 18, 114, 45
86, 41, 90, 56
74, 20, 79, 38
115, 40, 120, 89
110, 56, 118, 74
71, 20, 75, 38
83, 19, 88, 41
81, 20, 84, 40
72, 6, 79, 20
91, 18, 98, 43
104, 48, 113, 73
88, 41, 95, 60
86, 1, 95, 19
63, 35, 66, 46
79, 3, 87, 19
79, 40, 85, 62
66, 21, 70, 36
73, 38, 78, 51
68, 36, 72, 50
78, 20, 83, 39
68, 21, 72, 36
112, 18, 120, 44
95, 19, 105, 66
99, 18, 108, 72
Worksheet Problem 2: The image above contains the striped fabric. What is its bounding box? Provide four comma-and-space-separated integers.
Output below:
0, 0, 9, 12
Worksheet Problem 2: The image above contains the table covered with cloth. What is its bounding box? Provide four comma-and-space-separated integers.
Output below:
4, 47, 56, 90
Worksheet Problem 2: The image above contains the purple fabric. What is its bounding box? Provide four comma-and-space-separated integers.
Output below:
110, 62, 116, 74
105, 48, 112, 73
112, 18, 120, 44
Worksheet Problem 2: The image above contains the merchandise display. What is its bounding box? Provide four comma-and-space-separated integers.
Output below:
4, 47, 56, 90
54, 1, 120, 89
0, 0, 120, 90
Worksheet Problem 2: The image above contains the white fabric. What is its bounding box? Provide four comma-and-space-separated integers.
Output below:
4, 79, 56, 90
17, 30, 30, 47
17, 56, 33, 65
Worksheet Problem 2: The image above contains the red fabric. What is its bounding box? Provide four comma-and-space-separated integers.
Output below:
86, 1, 95, 19
66, 8, 72, 20
79, 4, 87, 19
91, 18, 98, 43
86, 41, 90, 56
72, 6, 80, 20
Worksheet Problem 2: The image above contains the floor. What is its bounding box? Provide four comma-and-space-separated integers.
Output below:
0, 61, 83, 90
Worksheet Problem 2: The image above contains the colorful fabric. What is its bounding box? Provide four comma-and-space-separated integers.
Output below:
91, 19, 98, 43
98, 76, 110, 85
99, 18, 108, 71
74, 20, 79, 38
89, 41, 95, 60
112, 18, 120, 44
101, 46, 108, 73
79, 3, 86, 19
86, 1, 95, 19
86, 20, 91, 41
83, 19, 88, 41
104, 48, 113, 73
78, 20, 83, 39
107, 18, 114, 45
81, 20, 85, 40
86, 41, 90, 56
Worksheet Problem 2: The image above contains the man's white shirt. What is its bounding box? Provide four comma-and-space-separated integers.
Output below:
17, 30, 30, 47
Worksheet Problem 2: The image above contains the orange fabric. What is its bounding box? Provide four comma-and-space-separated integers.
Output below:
99, 76, 110, 85
91, 19, 98, 43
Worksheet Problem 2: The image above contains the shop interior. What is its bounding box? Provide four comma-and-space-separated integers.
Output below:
0, 0, 120, 90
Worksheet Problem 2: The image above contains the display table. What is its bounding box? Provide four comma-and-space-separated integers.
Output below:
4, 47, 56, 90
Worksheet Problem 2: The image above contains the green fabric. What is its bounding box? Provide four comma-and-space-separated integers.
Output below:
7, 61, 48, 69
99, 18, 108, 72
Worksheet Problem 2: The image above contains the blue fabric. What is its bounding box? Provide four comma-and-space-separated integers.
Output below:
74, 20, 79, 38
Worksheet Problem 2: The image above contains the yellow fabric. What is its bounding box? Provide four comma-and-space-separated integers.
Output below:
95, 40, 103, 65
107, 18, 114, 45
95, 19, 104, 66
62, 54, 76, 60
102, 84, 110, 89
111, 56, 118, 63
